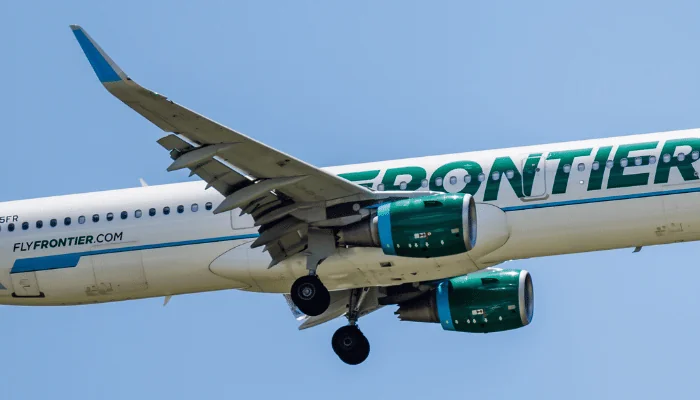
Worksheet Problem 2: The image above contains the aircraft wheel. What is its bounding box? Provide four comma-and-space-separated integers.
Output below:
290, 275, 330, 317
332, 325, 370, 365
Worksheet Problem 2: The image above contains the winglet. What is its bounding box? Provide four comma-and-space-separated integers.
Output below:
69, 25, 128, 83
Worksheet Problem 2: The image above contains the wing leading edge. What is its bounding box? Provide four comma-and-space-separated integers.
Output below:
69, 25, 373, 204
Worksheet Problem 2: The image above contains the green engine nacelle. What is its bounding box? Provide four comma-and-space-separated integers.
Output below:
339, 193, 477, 258
377, 193, 477, 258
396, 269, 534, 333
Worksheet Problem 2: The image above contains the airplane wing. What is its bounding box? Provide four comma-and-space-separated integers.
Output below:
70, 25, 420, 267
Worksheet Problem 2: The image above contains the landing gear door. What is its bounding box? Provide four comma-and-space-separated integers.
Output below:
11, 271, 42, 297
521, 153, 548, 199
88, 246, 148, 295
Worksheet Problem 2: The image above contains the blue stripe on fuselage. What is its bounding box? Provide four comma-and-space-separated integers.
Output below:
10, 186, 700, 274
501, 184, 700, 212
10, 233, 259, 274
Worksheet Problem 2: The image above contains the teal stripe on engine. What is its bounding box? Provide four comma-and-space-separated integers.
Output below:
377, 203, 396, 256
436, 281, 454, 331
11, 233, 260, 274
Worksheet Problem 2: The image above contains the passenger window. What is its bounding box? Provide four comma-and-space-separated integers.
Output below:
449, 176, 457, 185
36, 220, 43, 229
121, 211, 128, 220
177, 205, 184, 214
434, 177, 443, 187
592, 161, 600, 170
205, 202, 213, 211
650, 155, 657, 164
78, 216, 86, 224
377, 183, 385, 191
693, 151, 700, 160
64, 217, 71, 226
678, 153, 686, 162
464, 175, 472, 183
577, 163, 585, 172
93, 214, 99, 223
635, 157, 642, 166
191, 204, 199, 212
663, 153, 671, 163
399, 181, 408, 190
563, 164, 571, 173
22, 222, 29, 230
505, 170, 514, 179
8, 223, 14, 232
135, 210, 142, 218
606, 160, 613, 169
478, 173, 485, 182
491, 171, 500, 181
149, 208, 156, 217
421, 179, 429, 188
620, 158, 628, 167
106, 213, 114, 221
50, 219, 57, 227
163, 207, 170, 215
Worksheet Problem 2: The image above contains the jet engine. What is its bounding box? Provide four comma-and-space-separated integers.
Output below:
395, 269, 534, 333
339, 193, 477, 258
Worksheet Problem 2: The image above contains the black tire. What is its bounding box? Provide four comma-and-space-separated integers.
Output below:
290, 275, 330, 317
332, 325, 370, 365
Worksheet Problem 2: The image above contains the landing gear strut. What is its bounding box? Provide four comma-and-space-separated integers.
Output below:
290, 228, 335, 317
332, 287, 371, 365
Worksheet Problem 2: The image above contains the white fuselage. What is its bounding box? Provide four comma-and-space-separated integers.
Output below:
3, 128, 700, 305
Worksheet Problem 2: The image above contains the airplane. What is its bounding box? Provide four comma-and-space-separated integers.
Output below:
1, 25, 698, 365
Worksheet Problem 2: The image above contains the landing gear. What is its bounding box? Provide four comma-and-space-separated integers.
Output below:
332, 287, 371, 365
290, 228, 336, 316
290, 275, 330, 317
332, 325, 370, 365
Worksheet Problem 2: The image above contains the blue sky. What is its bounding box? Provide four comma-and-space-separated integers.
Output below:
2, 1, 700, 398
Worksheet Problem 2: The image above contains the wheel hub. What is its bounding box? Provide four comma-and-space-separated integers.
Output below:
290, 275, 331, 317
332, 325, 370, 365
299, 284, 315, 300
